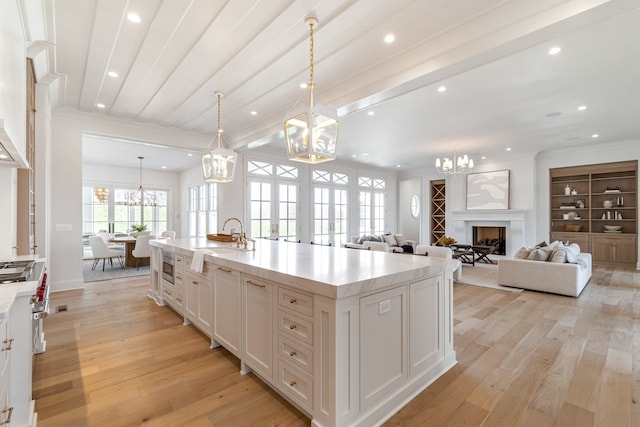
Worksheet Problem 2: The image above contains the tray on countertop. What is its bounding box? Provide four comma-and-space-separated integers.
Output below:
206, 233, 236, 242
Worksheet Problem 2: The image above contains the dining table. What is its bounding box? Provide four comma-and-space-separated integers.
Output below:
109, 236, 150, 268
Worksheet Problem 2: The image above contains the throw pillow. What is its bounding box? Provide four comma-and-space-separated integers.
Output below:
534, 240, 548, 248
351, 236, 359, 244
402, 244, 414, 254
357, 235, 370, 244
370, 235, 383, 242
383, 234, 398, 247
546, 240, 564, 250
565, 243, 581, 263
513, 246, 532, 259
527, 247, 552, 261
549, 249, 568, 263
394, 234, 407, 246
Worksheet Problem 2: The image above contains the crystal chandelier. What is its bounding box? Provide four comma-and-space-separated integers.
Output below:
435, 149, 474, 175
201, 92, 236, 182
284, 16, 339, 163
93, 187, 109, 203
124, 156, 157, 206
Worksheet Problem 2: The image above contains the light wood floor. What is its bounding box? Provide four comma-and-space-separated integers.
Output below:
33, 267, 639, 426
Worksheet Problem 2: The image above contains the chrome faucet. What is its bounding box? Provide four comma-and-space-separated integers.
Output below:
223, 217, 246, 248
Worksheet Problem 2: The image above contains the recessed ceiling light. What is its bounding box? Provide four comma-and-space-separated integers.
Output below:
384, 34, 395, 44
548, 46, 561, 55
0, 154, 7, 160
300, 83, 308, 89
187, 153, 193, 157
578, 105, 587, 111
592, 134, 599, 138
437, 86, 446, 93
506, 147, 512, 151
127, 12, 141, 23
396, 165, 401, 168
481, 156, 486, 160
368, 111, 374, 116
352, 154, 357, 158
161, 166, 166, 169
250, 111, 257, 116
96, 103, 106, 109
108, 71, 119, 78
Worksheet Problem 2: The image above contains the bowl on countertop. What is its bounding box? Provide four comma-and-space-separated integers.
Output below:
603, 225, 622, 231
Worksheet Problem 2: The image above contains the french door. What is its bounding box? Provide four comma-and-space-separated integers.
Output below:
312, 186, 348, 246
248, 178, 299, 241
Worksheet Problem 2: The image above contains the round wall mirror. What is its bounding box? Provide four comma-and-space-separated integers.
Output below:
410, 194, 420, 218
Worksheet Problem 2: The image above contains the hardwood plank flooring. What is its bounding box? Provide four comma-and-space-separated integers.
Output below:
33, 266, 639, 426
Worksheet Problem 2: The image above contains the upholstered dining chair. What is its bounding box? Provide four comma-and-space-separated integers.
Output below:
89, 235, 124, 271
132, 235, 155, 270
160, 230, 175, 239
414, 245, 462, 282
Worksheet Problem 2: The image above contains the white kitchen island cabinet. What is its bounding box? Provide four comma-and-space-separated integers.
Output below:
150, 238, 458, 427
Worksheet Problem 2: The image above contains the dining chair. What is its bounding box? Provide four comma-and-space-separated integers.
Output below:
132, 235, 155, 270
160, 230, 175, 239
89, 236, 124, 271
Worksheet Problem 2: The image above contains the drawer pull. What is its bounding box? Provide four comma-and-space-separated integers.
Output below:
289, 351, 297, 357
247, 280, 266, 288
289, 381, 297, 387
289, 324, 297, 330
176, 297, 182, 303
217, 267, 232, 273
164, 290, 172, 296
192, 280, 199, 285
289, 297, 297, 304
176, 275, 182, 280
1, 338, 14, 352
0, 407, 13, 425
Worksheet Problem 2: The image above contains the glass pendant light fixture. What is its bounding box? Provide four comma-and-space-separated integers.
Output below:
284, 16, 339, 163
124, 156, 157, 206
93, 187, 109, 203
202, 92, 236, 182
435, 148, 474, 175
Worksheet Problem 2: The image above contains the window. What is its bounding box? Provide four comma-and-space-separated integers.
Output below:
358, 176, 386, 235
247, 160, 299, 240
187, 183, 218, 237
312, 170, 349, 246
82, 185, 169, 238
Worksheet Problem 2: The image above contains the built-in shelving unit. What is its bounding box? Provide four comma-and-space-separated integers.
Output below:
550, 160, 637, 267
430, 179, 445, 245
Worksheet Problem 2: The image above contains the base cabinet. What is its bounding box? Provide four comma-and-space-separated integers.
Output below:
185, 260, 213, 337
550, 232, 637, 267
213, 266, 242, 357
243, 275, 273, 379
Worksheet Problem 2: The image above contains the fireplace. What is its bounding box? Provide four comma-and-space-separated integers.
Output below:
472, 226, 506, 255
450, 210, 526, 257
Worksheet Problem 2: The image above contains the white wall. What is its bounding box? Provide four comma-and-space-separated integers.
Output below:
398, 178, 421, 242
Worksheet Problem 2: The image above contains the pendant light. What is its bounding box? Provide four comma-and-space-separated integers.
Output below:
124, 157, 157, 206
435, 148, 474, 175
284, 16, 339, 163
202, 92, 237, 182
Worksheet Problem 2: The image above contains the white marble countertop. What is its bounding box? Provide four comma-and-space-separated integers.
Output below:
152, 238, 457, 299
0, 255, 43, 318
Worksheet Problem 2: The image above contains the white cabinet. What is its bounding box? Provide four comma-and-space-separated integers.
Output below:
0, 316, 10, 426
213, 266, 242, 357
185, 259, 213, 337
162, 252, 185, 314
409, 276, 444, 377
242, 275, 273, 379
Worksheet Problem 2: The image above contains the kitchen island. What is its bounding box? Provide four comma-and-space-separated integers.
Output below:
149, 238, 458, 427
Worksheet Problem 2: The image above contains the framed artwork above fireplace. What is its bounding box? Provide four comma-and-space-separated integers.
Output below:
466, 169, 510, 210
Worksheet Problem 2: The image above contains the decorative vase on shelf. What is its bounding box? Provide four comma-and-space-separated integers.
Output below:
564, 185, 571, 195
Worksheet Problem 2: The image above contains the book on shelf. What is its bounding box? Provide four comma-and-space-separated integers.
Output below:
559, 204, 576, 209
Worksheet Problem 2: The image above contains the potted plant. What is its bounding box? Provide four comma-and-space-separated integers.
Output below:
437, 236, 457, 246
130, 224, 149, 237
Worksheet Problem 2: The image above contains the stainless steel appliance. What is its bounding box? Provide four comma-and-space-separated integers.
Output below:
0, 259, 48, 354
162, 251, 174, 284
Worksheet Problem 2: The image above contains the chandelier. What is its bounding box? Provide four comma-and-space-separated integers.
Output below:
435, 149, 474, 175
201, 92, 236, 182
124, 156, 157, 206
93, 187, 109, 203
284, 16, 339, 163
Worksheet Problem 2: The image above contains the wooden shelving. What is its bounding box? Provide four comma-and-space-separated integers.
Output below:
550, 161, 637, 267
430, 179, 446, 245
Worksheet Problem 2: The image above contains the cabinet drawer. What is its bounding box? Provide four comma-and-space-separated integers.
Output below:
278, 309, 313, 346
278, 287, 313, 317
278, 334, 313, 374
278, 360, 313, 412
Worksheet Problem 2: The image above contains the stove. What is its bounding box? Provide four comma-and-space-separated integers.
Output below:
0, 260, 35, 283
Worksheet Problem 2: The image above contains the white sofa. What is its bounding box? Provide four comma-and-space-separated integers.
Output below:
345, 234, 415, 253
498, 252, 592, 297
414, 245, 462, 282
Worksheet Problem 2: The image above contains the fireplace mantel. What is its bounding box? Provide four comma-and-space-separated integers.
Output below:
450, 210, 527, 256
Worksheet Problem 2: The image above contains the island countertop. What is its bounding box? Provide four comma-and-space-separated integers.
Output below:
151, 238, 458, 299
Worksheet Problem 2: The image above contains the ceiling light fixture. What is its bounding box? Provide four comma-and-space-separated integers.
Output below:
127, 12, 141, 23
435, 148, 474, 175
592, 134, 599, 138
94, 187, 109, 203
384, 34, 395, 43
96, 103, 105, 109
437, 86, 446, 92
578, 105, 587, 111
284, 16, 339, 164
108, 71, 119, 78
548, 46, 561, 55
125, 157, 157, 206
201, 92, 237, 182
